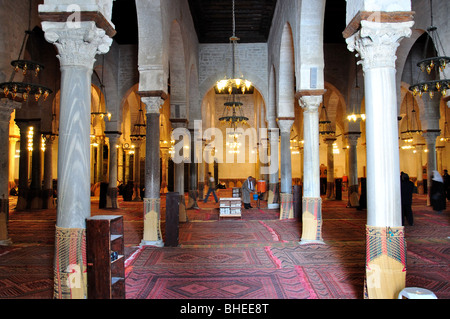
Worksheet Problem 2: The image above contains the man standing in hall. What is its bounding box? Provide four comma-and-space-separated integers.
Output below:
204, 172, 219, 203
242, 176, 255, 209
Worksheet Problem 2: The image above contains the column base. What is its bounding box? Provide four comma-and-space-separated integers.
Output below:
54, 226, 87, 299
348, 184, 360, 207
106, 187, 119, 209
179, 194, 188, 222
142, 198, 164, 246
42, 189, 56, 209
267, 183, 279, 208
140, 239, 164, 248
279, 193, 294, 220
299, 239, 325, 245
365, 225, 406, 299
0, 238, 12, 246
187, 190, 199, 209
301, 197, 323, 242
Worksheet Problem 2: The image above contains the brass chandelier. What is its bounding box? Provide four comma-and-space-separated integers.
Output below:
218, 0, 251, 131
409, 0, 450, 99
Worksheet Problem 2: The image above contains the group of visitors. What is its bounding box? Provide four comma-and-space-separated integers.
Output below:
203, 173, 256, 209
401, 169, 447, 226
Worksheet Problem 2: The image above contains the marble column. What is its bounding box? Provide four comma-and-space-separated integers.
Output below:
42, 134, 56, 209
278, 118, 294, 219
96, 137, 104, 184
0, 102, 19, 246
118, 144, 124, 184
14, 120, 29, 211
423, 130, 440, 206
106, 132, 120, 208
324, 137, 336, 200
9, 136, 19, 188
132, 140, 141, 201
160, 148, 169, 194
346, 132, 361, 207
298, 95, 323, 244
267, 128, 280, 209
41, 21, 113, 299
30, 122, 42, 210
187, 129, 199, 210
346, 19, 413, 299
172, 121, 188, 222
140, 96, 163, 247
414, 144, 425, 194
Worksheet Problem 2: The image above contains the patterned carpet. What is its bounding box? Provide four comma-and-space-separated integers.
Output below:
0, 192, 449, 299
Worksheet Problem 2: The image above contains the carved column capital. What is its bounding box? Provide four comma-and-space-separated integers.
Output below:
142, 96, 163, 114
41, 21, 113, 69
298, 95, 323, 113
345, 132, 361, 146
346, 20, 414, 71
277, 118, 294, 134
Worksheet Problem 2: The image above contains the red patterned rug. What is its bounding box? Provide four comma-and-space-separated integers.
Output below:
126, 268, 314, 299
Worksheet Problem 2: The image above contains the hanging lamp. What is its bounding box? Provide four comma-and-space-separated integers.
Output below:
0, 1, 52, 102
409, 0, 450, 99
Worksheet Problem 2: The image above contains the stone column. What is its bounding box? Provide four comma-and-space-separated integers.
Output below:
346, 132, 361, 207
9, 136, 19, 188
423, 130, 440, 206
30, 122, 42, 209
187, 129, 199, 210
140, 96, 163, 247
172, 121, 188, 222
42, 134, 56, 209
324, 137, 336, 200
41, 20, 113, 299
436, 146, 444, 174
0, 102, 19, 246
96, 137, 104, 184
298, 95, 323, 244
160, 147, 169, 194
105, 132, 120, 208
346, 19, 413, 299
267, 128, 280, 209
278, 118, 294, 219
414, 144, 425, 194
14, 120, 29, 211
117, 144, 124, 184
132, 140, 141, 201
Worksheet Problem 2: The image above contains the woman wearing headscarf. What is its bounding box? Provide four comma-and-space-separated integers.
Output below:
430, 170, 446, 213
401, 172, 415, 226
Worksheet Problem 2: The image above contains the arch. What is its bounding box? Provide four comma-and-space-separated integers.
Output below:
277, 23, 296, 119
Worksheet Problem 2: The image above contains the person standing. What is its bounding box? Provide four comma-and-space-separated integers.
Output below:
400, 172, 414, 226
430, 170, 446, 213
443, 169, 450, 201
203, 172, 219, 204
242, 176, 255, 209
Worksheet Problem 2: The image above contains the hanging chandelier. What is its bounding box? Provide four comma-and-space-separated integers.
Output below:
409, 0, 450, 99
347, 58, 365, 122
0, 19, 52, 102
215, 0, 252, 96
319, 104, 335, 136
130, 100, 146, 140
218, 0, 250, 158
400, 92, 422, 149
440, 108, 450, 142
91, 56, 111, 122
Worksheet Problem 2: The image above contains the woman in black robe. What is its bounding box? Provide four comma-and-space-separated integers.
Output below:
430, 170, 446, 213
